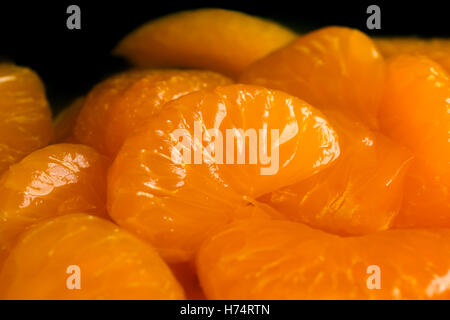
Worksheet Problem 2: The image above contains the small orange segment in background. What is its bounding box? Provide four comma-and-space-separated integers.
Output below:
197, 219, 450, 299
260, 110, 412, 235
74, 69, 232, 156
114, 8, 297, 78
374, 37, 450, 73
379, 55, 450, 227
0, 143, 109, 264
0, 64, 53, 173
108, 84, 340, 262
0, 214, 185, 300
240, 26, 385, 129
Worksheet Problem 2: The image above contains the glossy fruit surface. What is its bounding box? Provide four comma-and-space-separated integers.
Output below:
240, 26, 385, 129
114, 9, 297, 77
108, 84, 340, 262
260, 111, 412, 235
375, 37, 450, 73
380, 55, 450, 227
0, 143, 109, 263
74, 69, 232, 156
198, 218, 450, 299
0, 214, 185, 299
0, 64, 53, 173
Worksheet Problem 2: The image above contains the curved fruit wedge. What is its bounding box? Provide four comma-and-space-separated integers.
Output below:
375, 37, 450, 73
108, 84, 340, 262
0, 143, 109, 264
240, 26, 385, 129
54, 97, 84, 143
74, 69, 232, 156
380, 55, 450, 227
0, 64, 53, 173
0, 214, 185, 300
114, 9, 297, 78
198, 218, 450, 299
260, 111, 412, 235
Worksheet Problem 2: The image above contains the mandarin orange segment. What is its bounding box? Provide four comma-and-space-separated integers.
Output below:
54, 97, 84, 143
197, 219, 450, 299
375, 37, 450, 73
0, 214, 185, 300
107, 84, 340, 262
113, 9, 297, 78
259, 111, 412, 235
240, 26, 385, 129
379, 55, 450, 227
74, 69, 232, 156
0, 64, 53, 173
0, 143, 109, 263
169, 262, 206, 300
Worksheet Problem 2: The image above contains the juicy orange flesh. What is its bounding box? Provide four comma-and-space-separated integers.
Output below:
74, 69, 232, 156
0, 214, 185, 299
0, 143, 109, 265
114, 8, 297, 77
1, 19, 449, 300
380, 55, 450, 227
0, 64, 53, 173
198, 218, 450, 299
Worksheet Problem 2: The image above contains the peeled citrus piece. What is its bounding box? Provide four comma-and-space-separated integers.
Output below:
54, 97, 84, 143
259, 111, 412, 235
0, 214, 185, 300
198, 219, 450, 299
380, 55, 450, 227
0, 64, 53, 173
114, 8, 297, 78
240, 26, 385, 129
0, 143, 109, 263
375, 37, 450, 73
108, 84, 340, 262
74, 69, 232, 156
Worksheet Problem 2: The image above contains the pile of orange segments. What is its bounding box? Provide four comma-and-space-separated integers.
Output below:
0, 8, 449, 300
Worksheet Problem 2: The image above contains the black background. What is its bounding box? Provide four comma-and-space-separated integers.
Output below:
0, 0, 449, 112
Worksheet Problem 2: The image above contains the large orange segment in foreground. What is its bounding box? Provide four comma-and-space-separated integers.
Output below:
0, 143, 109, 263
198, 219, 450, 299
0, 214, 185, 300
375, 37, 450, 73
0, 64, 53, 173
380, 55, 450, 227
108, 84, 340, 262
240, 26, 385, 129
74, 69, 232, 156
114, 9, 297, 78
260, 111, 412, 235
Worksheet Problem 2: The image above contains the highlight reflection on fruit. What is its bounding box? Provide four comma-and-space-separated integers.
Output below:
0, 8, 449, 300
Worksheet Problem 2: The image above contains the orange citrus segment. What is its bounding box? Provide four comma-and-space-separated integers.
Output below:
240, 26, 385, 129
0, 64, 53, 173
0, 143, 109, 264
107, 84, 340, 262
114, 8, 297, 78
74, 69, 232, 156
380, 55, 450, 227
0, 214, 185, 299
375, 37, 450, 73
259, 111, 412, 235
197, 219, 450, 299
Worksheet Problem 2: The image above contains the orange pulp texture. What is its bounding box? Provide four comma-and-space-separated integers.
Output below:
0, 214, 185, 299
107, 84, 340, 262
